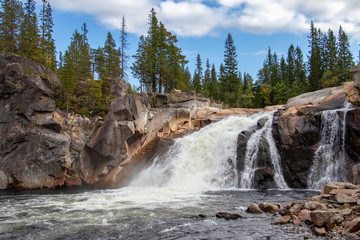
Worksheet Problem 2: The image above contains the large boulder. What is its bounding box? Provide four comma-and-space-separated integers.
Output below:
271, 85, 360, 188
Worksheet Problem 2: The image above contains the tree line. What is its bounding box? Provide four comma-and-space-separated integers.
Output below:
132, 16, 355, 108
0, 0, 129, 116
1, 2, 356, 113
0, 0, 56, 70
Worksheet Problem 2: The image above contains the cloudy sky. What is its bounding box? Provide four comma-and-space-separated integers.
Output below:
47, 0, 360, 86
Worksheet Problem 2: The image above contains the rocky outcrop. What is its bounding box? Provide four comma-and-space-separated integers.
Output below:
247, 182, 360, 238
271, 84, 359, 188
0, 53, 224, 190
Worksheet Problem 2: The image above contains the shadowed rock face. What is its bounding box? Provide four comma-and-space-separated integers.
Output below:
271, 83, 360, 189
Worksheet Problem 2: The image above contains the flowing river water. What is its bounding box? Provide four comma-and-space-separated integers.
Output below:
0, 113, 330, 239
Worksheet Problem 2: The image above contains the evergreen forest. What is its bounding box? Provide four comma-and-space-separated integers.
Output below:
0, 0, 356, 114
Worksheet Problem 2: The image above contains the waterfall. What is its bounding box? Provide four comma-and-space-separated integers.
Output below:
130, 112, 286, 191
307, 102, 354, 189
239, 116, 289, 189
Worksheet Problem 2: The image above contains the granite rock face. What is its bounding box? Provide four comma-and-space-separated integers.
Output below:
0, 53, 219, 190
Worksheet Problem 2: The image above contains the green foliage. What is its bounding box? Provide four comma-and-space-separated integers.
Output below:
0, 0, 23, 53
131, 8, 187, 93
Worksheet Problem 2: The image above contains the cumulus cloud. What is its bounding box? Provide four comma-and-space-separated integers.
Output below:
48, 0, 360, 40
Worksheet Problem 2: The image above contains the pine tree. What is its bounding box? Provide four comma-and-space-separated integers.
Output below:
59, 50, 76, 115
39, 0, 56, 70
209, 63, 218, 100
146, 8, 159, 92
119, 15, 129, 79
203, 59, 211, 97
294, 46, 307, 93
337, 26, 354, 82
18, 0, 40, 61
103, 32, 121, 79
131, 35, 147, 92
193, 54, 202, 93
0, 0, 23, 52
286, 44, 296, 87
223, 33, 241, 107
307, 21, 323, 91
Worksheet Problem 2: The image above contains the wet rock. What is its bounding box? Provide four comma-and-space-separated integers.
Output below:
198, 214, 207, 218
334, 193, 358, 204
322, 182, 358, 195
310, 210, 334, 229
246, 203, 264, 214
215, 212, 243, 220
314, 227, 326, 236
253, 167, 276, 189
352, 164, 360, 185
259, 202, 283, 213
273, 215, 291, 225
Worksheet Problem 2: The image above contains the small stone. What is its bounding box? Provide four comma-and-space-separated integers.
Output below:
198, 214, 207, 218
215, 212, 243, 220
246, 203, 264, 214
259, 202, 283, 213
273, 215, 291, 225
289, 203, 302, 215
310, 210, 334, 229
334, 193, 358, 204
298, 209, 312, 222
303, 200, 327, 210
314, 227, 326, 236
291, 215, 302, 225
347, 217, 360, 233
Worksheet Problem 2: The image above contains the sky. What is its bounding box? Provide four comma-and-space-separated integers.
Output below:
43, 0, 360, 87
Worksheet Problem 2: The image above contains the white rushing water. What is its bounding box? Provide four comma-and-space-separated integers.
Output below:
307, 102, 354, 189
130, 112, 277, 191
239, 116, 289, 189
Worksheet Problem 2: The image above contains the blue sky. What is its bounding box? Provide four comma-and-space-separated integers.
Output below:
44, 0, 360, 87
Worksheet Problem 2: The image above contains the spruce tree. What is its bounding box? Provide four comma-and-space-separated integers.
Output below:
286, 44, 296, 87
0, 0, 23, 53
294, 46, 307, 93
209, 63, 218, 100
39, 0, 56, 70
18, 0, 40, 61
307, 21, 323, 91
131, 35, 147, 92
203, 59, 211, 97
193, 54, 202, 93
103, 32, 121, 79
337, 26, 354, 82
223, 33, 241, 107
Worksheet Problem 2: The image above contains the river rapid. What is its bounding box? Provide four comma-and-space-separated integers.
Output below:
0, 114, 328, 239
0, 189, 319, 240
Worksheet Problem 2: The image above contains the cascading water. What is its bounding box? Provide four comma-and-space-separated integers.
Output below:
307, 102, 355, 189
130, 112, 287, 191
239, 116, 289, 189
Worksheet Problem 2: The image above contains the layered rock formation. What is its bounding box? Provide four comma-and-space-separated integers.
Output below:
0, 53, 222, 190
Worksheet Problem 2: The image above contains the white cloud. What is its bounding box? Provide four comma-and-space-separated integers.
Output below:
48, 0, 360, 41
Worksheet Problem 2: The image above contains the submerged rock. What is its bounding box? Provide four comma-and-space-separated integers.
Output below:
215, 212, 243, 220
